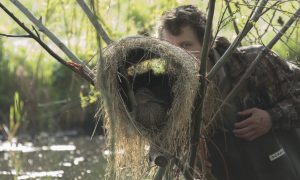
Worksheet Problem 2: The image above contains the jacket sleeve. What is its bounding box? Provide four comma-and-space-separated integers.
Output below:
220, 45, 300, 130
261, 51, 300, 130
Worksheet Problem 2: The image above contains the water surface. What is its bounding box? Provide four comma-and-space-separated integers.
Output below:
0, 133, 106, 179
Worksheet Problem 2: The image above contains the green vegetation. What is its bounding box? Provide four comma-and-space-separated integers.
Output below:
127, 59, 167, 76
8, 92, 25, 140
0, 0, 299, 135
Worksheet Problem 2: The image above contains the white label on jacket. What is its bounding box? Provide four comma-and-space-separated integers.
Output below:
269, 148, 285, 161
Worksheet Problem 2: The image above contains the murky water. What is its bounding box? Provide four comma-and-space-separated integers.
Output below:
0, 133, 106, 179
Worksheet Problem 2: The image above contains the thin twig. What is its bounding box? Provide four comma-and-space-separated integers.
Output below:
238, 1, 297, 16
32, 25, 40, 39
257, 8, 277, 40
212, 2, 229, 43
265, 19, 300, 46
0, 33, 30, 38
225, 0, 240, 36
76, 0, 112, 45
90, 10, 103, 139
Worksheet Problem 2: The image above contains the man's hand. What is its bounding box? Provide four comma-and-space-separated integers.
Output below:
233, 108, 272, 141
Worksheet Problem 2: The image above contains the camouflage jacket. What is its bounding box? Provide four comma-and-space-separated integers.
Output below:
208, 43, 300, 180
214, 45, 300, 131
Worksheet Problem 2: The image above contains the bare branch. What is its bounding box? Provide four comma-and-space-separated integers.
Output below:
0, 2, 95, 85
207, 0, 269, 80
76, 0, 112, 45
189, 0, 216, 179
10, 0, 94, 79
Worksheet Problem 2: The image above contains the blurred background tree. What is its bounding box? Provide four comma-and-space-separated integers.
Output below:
0, 0, 298, 136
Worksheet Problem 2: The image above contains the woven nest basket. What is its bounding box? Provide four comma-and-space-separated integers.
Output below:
96, 36, 200, 179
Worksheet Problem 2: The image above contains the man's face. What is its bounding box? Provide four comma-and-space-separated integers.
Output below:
161, 25, 202, 61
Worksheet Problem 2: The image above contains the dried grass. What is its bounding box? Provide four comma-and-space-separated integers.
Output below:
96, 36, 220, 179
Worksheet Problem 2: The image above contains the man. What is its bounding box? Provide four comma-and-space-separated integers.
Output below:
158, 5, 300, 180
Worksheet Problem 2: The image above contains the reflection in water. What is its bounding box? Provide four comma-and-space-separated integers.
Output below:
0, 141, 76, 152
0, 170, 64, 179
0, 140, 37, 153
74, 157, 84, 165
0, 134, 106, 179
44, 145, 76, 151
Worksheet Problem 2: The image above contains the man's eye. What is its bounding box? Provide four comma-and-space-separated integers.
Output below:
180, 42, 191, 49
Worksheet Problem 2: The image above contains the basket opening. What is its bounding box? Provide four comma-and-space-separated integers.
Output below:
118, 48, 173, 112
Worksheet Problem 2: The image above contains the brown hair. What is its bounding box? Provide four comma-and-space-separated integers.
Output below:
158, 5, 210, 45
